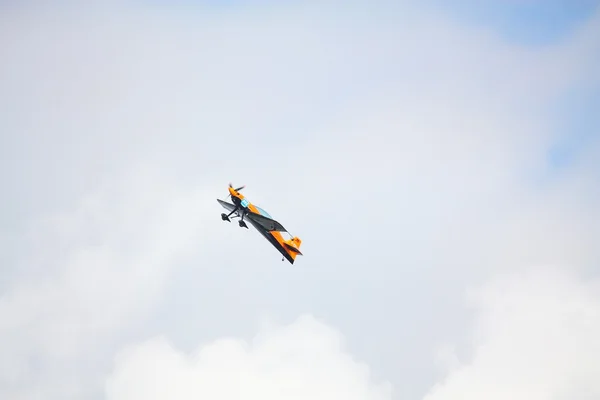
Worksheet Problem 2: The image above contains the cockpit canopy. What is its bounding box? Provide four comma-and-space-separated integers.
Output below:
255, 206, 272, 219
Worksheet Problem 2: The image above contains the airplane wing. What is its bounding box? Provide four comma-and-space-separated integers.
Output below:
246, 212, 288, 232
217, 199, 287, 232
217, 199, 236, 212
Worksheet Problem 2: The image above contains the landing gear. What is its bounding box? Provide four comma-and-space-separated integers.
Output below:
239, 213, 248, 229
221, 206, 248, 228
221, 207, 238, 222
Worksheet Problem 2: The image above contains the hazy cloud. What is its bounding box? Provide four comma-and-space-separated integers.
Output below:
1, 1, 598, 399
106, 314, 393, 400
0, 164, 215, 398
424, 266, 600, 400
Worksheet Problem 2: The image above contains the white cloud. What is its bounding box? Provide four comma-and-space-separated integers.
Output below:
105, 314, 392, 400
424, 266, 600, 400
0, 163, 216, 398
0, 1, 598, 400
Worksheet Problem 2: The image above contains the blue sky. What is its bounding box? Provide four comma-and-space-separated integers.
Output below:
547, 87, 599, 169
443, 0, 599, 174
142, 0, 599, 169
1, 1, 599, 399
144, 0, 599, 45
430, 0, 599, 45
431, 0, 600, 175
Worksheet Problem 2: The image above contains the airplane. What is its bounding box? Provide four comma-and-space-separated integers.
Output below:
217, 183, 303, 264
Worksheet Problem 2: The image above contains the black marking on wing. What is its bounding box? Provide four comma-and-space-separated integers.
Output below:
246, 212, 287, 232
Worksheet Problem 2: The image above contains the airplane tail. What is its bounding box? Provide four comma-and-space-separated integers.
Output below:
283, 236, 303, 257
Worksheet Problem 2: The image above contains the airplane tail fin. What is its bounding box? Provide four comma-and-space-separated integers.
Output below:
283, 236, 303, 256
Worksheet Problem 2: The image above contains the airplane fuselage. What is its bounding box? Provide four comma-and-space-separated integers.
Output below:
222, 187, 302, 264
231, 195, 248, 210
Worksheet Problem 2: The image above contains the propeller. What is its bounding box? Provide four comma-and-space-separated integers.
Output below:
227, 182, 246, 200
229, 182, 245, 192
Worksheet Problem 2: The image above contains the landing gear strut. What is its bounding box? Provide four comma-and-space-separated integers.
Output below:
221, 207, 237, 222
221, 207, 248, 228
239, 213, 248, 229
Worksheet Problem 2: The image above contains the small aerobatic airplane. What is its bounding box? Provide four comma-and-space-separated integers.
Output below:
217, 183, 303, 264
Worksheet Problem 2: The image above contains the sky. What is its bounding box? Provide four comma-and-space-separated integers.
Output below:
1, 0, 599, 399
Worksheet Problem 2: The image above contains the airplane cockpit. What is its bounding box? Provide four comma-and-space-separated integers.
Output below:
255, 206, 272, 219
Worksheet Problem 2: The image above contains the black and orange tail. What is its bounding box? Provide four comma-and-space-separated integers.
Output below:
283, 236, 303, 257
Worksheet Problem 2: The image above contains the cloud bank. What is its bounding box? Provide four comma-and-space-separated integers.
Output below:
105, 265, 600, 400
425, 266, 600, 400
0, 165, 215, 399
1, 1, 598, 399
106, 315, 393, 400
